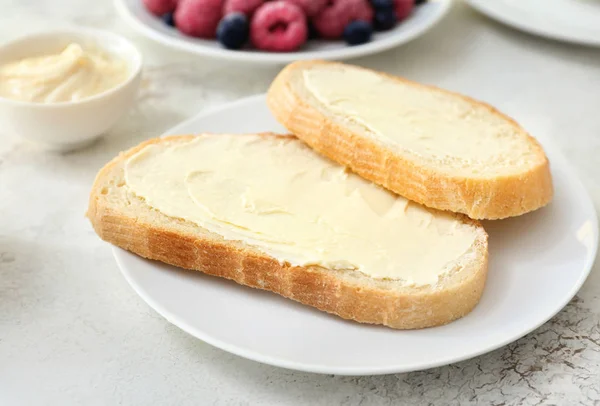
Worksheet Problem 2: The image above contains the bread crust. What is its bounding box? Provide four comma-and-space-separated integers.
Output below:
87, 134, 488, 329
267, 60, 553, 220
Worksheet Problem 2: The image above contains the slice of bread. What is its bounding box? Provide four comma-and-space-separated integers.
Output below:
267, 60, 553, 220
88, 133, 488, 329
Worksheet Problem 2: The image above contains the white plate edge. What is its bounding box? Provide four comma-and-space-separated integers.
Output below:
464, 0, 600, 47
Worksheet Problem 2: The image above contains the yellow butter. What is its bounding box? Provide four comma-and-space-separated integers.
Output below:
124, 134, 477, 286
0, 43, 129, 103
303, 65, 536, 175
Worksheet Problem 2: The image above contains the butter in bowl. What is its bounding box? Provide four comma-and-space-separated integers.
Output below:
0, 28, 142, 151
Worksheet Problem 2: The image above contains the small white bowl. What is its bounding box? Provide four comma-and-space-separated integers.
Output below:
0, 28, 142, 152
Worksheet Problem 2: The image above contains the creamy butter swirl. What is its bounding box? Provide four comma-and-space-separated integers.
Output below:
124, 134, 478, 286
303, 65, 538, 175
0, 43, 129, 103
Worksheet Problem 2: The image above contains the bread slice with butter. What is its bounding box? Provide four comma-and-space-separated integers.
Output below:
267, 61, 553, 220
88, 133, 488, 329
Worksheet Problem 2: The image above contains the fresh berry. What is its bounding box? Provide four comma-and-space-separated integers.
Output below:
217, 12, 249, 49
175, 0, 223, 38
307, 20, 319, 39
373, 8, 396, 31
415, 0, 427, 4
223, 0, 264, 17
250, 1, 307, 52
143, 0, 178, 16
161, 11, 176, 26
371, 0, 393, 9
283, 0, 327, 17
343, 20, 373, 45
394, 0, 414, 21
313, 0, 373, 39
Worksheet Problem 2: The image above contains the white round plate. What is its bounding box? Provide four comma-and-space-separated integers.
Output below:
114, 95, 598, 375
465, 0, 600, 47
115, 0, 452, 64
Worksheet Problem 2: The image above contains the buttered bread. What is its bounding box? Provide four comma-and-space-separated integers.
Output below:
124, 134, 477, 286
88, 133, 488, 329
268, 60, 553, 219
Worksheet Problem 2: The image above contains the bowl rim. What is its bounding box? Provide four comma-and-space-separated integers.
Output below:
0, 27, 143, 109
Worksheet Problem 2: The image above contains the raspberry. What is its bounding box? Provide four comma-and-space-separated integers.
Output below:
223, 0, 264, 17
250, 1, 307, 52
143, 0, 178, 16
283, 0, 327, 17
175, 0, 223, 38
394, 0, 414, 21
313, 0, 373, 39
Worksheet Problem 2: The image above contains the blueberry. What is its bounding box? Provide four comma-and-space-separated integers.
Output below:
371, 0, 394, 9
161, 11, 175, 27
217, 13, 249, 50
415, 0, 427, 5
373, 8, 397, 31
308, 21, 319, 40
343, 21, 373, 46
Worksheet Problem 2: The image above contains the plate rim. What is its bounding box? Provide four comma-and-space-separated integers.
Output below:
114, 94, 599, 375
465, 0, 600, 47
114, 0, 453, 64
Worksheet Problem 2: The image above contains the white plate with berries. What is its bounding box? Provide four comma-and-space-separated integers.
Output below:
465, 0, 600, 47
115, 0, 452, 64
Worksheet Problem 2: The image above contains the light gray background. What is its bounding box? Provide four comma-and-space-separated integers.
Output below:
1, 0, 599, 404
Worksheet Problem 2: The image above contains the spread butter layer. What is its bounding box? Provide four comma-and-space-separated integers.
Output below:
124, 135, 477, 286
303, 65, 538, 175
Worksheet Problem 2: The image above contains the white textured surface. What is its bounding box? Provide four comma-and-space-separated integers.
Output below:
1, 0, 599, 404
